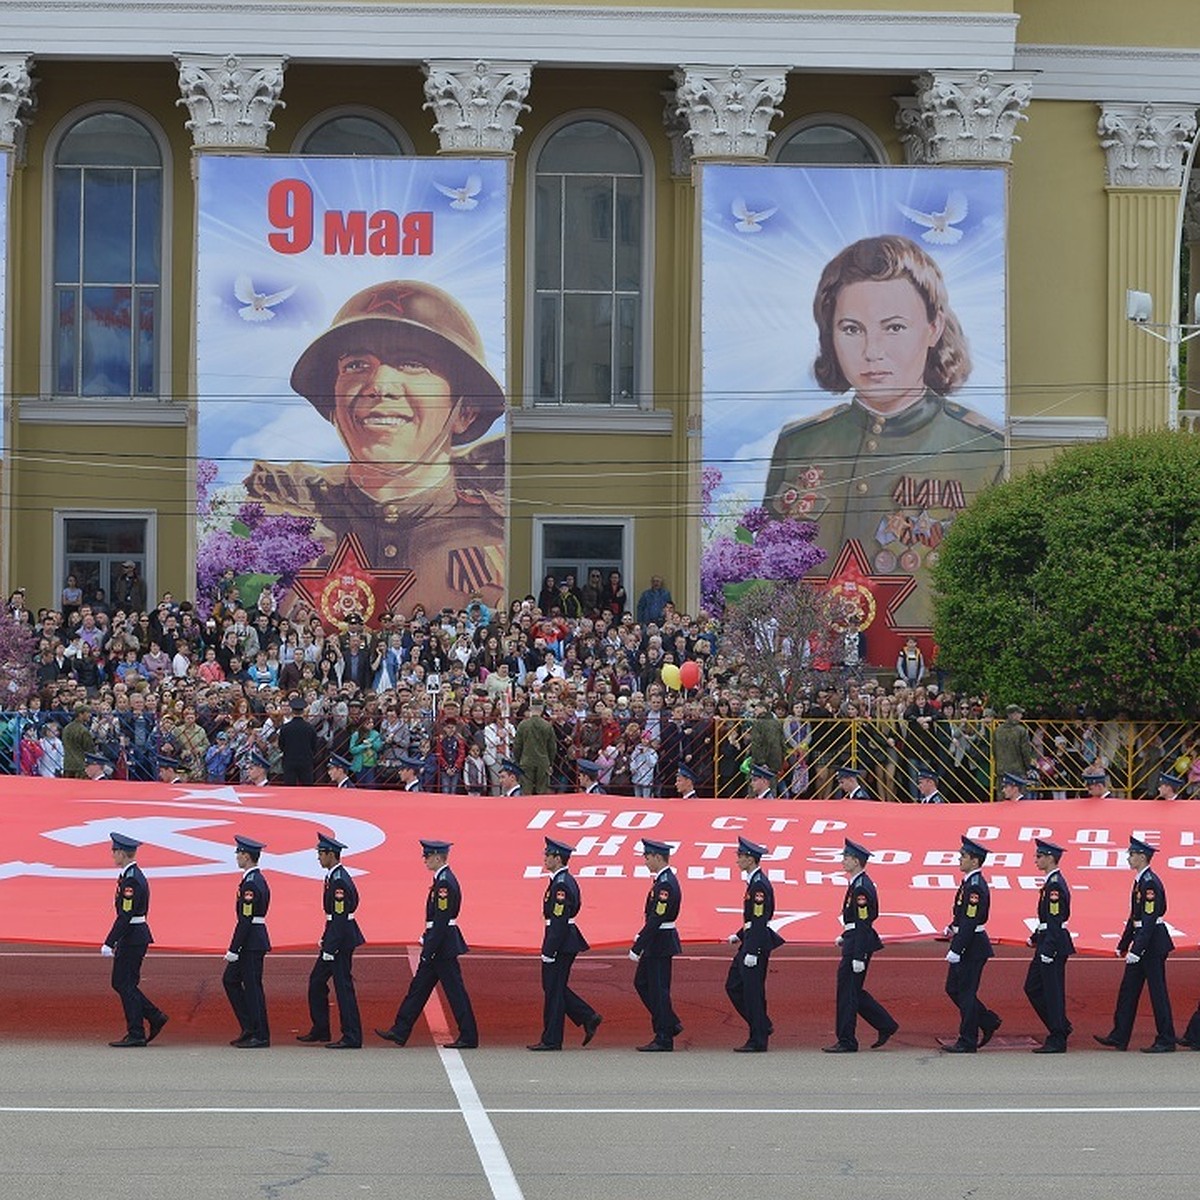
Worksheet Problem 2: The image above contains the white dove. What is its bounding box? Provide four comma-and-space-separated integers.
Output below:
897, 191, 969, 245
234, 275, 296, 322
434, 174, 483, 211
732, 198, 777, 233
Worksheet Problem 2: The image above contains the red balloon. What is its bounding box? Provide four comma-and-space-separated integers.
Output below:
679, 660, 702, 689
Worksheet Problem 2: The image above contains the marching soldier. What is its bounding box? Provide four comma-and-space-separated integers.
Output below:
84, 752, 113, 781
914, 766, 944, 803
675, 764, 700, 799
725, 836, 785, 1052
1083, 765, 1114, 798
577, 759, 605, 794
748, 764, 775, 799
102, 831, 169, 1047
528, 837, 602, 1051
328, 752, 356, 788
377, 839, 479, 1049
1000, 772, 1029, 802
1155, 771, 1184, 801
397, 752, 425, 792
245, 750, 271, 786
498, 758, 524, 797
155, 754, 186, 785
835, 765, 870, 801
941, 835, 1002, 1053
223, 835, 271, 1048
1024, 838, 1074, 1054
1095, 836, 1177, 1053
630, 838, 683, 1052
823, 838, 897, 1052
298, 833, 365, 1049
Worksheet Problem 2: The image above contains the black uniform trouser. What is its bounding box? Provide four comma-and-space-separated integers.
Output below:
1109, 953, 1175, 1047
306, 948, 362, 1045
392, 954, 478, 1043
1024, 953, 1069, 1045
634, 954, 679, 1044
945, 955, 1000, 1046
1182, 1002, 1200, 1045
834, 955, 896, 1049
725, 948, 772, 1048
222, 950, 269, 1042
281, 764, 314, 785
111, 940, 164, 1038
540, 953, 597, 1048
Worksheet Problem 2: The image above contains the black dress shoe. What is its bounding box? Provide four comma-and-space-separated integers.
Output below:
582, 1014, 603, 1046
733, 1042, 767, 1053
979, 1019, 1002, 1048
1032, 1043, 1066, 1054
871, 1025, 898, 1049
1141, 1042, 1175, 1053
325, 1039, 361, 1049
942, 1041, 976, 1054
672, 1022, 684, 1038
636, 1041, 672, 1052
109, 1034, 147, 1048
236, 1037, 270, 1049
1093, 1034, 1127, 1049
375, 1028, 408, 1046
146, 1014, 169, 1044
527, 1042, 561, 1051
822, 1043, 856, 1053
443, 1039, 478, 1049
230, 1033, 252, 1047
295, 1031, 329, 1044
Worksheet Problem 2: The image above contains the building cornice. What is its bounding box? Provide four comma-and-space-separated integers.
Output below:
1016, 44, 1200, 104
0, 3, 1019, 71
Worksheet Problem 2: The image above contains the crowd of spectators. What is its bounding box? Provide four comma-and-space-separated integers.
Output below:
0, 573, 1186, 799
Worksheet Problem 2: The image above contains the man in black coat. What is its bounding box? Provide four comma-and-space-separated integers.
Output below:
103, 831, 169, 1047
725, 836, 785, 1052
376, 839, 479, 1049
823, 838, 897, 1052
1095, 836, 1177, 1053
942, 835, 1002, 1053
1024, 838, 1075, 1053
223, 835, 271, 1048
278, 696, 320, 785
299, 833, 366, 1049
631, 838, 683, 1051
528, 838, 602, 1051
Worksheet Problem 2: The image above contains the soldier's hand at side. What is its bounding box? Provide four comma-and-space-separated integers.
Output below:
224, 951, 239, 963
1125, 952, 1140, 965
852, 959, 866, 973
322, 952, 335, 961
100, 944, 113, 957
628, 950, 640, 962
743, 953, 758, 968
540, 954, 556, 964
727, 933, 740, 944
945, 950, 961, 964
835, 935, 844, 947
1039, 954, 1053, 964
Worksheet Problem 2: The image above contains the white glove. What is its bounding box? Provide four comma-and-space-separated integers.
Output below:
224, 951, 239, 963
322, 952, 335, 962
852, 959, 866, 974
945, 950, 961, 964
100, 944, 113, 957
727, 933, 741, 945
1125, 952, 1141, 965
1039, 954, 1054, 964
628, 950, 640, 961
835, 935, 844, 947
540, 954, 556, 964
743, 953, 759, 968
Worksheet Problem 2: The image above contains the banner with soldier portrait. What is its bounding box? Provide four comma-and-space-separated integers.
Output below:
196, 157, 508, 628
699, 164, 1007, 666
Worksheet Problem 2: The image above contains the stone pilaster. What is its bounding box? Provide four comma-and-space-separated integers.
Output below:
0, 54, 36, 162
672, 65, 787, 161
175, 53, 286, 151
895, 70, 1033, 164
1184, 173, 1200, 411
1097, 101, 1197, 188
422, 60, 532, 154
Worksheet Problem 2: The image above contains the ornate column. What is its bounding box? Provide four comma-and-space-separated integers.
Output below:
422, 60, 532, 155
1185, 173, 1200, 417
895, 69, 1033, 164
175, 53, 287, 151
0, 53, 36, 162
1097, 102, 1198, 433
672, 65, 787, 162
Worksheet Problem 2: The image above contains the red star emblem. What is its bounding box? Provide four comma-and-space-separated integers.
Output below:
292, 533, 415, 631
363, 285, 418, 318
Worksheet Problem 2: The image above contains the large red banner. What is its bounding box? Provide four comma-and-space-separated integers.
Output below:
2, 778, 1198, 955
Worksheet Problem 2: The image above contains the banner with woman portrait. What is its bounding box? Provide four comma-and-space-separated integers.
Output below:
699, 164, 1007, 662
195, 157, 508, 628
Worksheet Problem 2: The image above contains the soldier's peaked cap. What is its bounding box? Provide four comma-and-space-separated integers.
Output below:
543, 837, 574, 860
1034, 838, 1065, 859
640, 838, 673, 857
109, 831, 141, 851
737, 836, 768, 860
843, 838, 872, 862
1128, 835, 1157, 857
317, 832, 346, 853
959, 835, 989, 861
234, 835, 267, 853
420, 838, 452, 855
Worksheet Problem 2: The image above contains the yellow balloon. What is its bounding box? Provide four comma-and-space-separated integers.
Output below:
661, 663, 682, 690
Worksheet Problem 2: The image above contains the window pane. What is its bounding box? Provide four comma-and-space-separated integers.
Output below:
135, 171, 162, 284
81, 286, 132, 396
54, 169, 81, 283
614, 295, 638, 405
58, 113, 160, 166
563, 177, 613, 291
543, 523, 624, 561
533, 178, 562, 290
540, 121, 639, 174
777, 125, 879, 165
534, 294, 559, 401
562, 293, 612, 405
136, 290, 157, 394
614, 176, 642, 291
65, 517, 147, 553
301, 115, 404, 156
82, 169, 134, 283
55, 289, 78, 394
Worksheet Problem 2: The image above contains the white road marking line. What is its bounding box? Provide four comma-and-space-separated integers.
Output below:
405, 945, 525, 1200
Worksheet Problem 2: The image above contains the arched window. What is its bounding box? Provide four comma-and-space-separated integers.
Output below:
773, 117, 886, 166
531, 118, 647, 406
52, 111, 164, 397
294, 110, 411, 156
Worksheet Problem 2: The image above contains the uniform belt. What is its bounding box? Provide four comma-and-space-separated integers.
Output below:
326, 913, 358, 921
425, 920, 457, 927
251, 916, 266, 924
544, 918, 577, 925
658, 922, 676, 929
128, 916, 146, 924
950, 924, 987, 934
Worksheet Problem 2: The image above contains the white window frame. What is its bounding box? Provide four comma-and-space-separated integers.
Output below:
31, 102, 176, 426
521, 111, 657, 428
53, 507, 159, 610
770, 113, 889, 165
531, 515, 634, 603
291, 106, 416, 156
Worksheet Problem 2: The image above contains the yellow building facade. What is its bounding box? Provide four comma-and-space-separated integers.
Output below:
1, 1, 1198, 617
